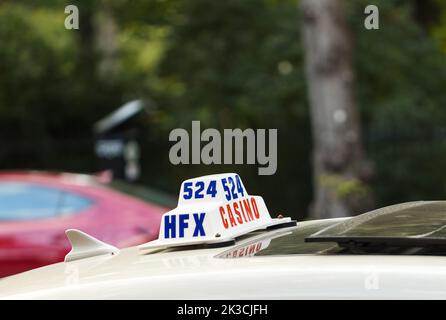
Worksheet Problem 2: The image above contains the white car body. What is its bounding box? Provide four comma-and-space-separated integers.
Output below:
2, 173, 446, 300
1, 217, 446, 300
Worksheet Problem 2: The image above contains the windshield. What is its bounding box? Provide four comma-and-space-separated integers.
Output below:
218, 202, 446, 258
307, 201, 446, 244
0, 182, 93, 221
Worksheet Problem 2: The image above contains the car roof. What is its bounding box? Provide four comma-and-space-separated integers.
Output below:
3, 217, 446, 299
0, 219, 338, 296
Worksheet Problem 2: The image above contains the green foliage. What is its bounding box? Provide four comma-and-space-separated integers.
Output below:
432, 0, 446, 52
319, 174, 371, 199
153, 0, 312, 216
348, 0, 446, 205
0, 2, 138, 170
2, 0, 446, 218
158, 0, 307, 128
0, 3, 80, 165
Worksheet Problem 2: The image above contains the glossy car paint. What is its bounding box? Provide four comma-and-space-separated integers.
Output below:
2, 218, 446, 299
0, 171, 166, 277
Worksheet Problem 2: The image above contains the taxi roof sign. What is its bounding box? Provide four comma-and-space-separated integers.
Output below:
139, 173, 296, 250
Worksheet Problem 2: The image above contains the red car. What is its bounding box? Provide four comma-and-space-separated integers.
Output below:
0, 171, 173, 277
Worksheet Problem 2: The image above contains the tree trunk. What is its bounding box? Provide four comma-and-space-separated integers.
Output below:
300, 0, 373, 219
94, 3, 119, 81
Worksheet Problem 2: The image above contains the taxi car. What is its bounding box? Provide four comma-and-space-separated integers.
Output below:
1, 173, 446, 299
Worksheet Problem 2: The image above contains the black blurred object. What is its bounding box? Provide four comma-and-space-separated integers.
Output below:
93, 99, 154, 182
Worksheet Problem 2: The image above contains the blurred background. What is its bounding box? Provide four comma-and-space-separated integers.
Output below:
1, 0, 446, 222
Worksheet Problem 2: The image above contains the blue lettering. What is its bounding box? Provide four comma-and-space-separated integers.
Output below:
178, 214, 189, 238
164, 215, 176, 238
193, 213, 206, 237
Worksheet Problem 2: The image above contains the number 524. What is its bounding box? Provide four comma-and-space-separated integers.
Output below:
183, 175, 245, 201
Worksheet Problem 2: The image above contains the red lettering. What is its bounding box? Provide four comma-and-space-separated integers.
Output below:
226, 204, 236, 227
239, 200, 248, 222
233, 202, 243, 224
251, 197, 260, 219
219, 206, 228, 229
243, 199, 253, 221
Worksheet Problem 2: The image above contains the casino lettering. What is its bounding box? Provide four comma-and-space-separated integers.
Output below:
219, 197, 261, 229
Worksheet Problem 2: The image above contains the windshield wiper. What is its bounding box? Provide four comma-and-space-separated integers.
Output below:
305, 236, 446, 255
